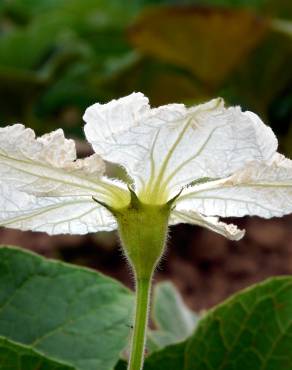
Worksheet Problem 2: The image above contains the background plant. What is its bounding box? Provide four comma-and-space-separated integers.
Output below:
0, 0, 291, 153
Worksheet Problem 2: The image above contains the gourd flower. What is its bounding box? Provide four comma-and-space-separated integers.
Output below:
1, 92, 292, 370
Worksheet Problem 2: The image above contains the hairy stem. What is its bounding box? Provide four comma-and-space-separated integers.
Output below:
128, 276, 152, 370
112, 191, 173, 370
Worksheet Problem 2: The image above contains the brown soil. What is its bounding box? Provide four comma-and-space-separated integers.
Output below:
1, 215, 292, 312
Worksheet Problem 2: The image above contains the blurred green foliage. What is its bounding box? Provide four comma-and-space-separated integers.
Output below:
0, 0, 291, 154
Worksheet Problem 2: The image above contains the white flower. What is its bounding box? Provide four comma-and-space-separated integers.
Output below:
0, 93, 291, 239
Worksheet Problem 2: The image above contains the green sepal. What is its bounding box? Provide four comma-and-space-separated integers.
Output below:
114, 189, 172, 279
94, 187, 175, 279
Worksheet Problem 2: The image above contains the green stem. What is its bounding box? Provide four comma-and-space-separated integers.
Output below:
128, 276, 152, 370
111, 192, 173, 369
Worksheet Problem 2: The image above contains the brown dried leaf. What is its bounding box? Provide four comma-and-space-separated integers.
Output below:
129, 6, 269, 86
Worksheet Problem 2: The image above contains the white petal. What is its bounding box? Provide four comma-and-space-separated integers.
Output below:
177, 153, 292, 218
0, 124, 130, 234
0, 124, 129, 207
0, 183, 116, 235
171, 209, 245, 240
84, 93, 277, 204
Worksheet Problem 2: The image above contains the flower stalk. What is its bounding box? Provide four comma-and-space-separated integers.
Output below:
128, 276, 152, 370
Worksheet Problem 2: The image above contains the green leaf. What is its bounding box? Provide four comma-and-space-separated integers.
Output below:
0, 246, 134, 370
144, 342, 186, 370
129, 6, 268, 86
114, 359, 127, 370
0, 336, 74, 370
0, 0, 143, 130
148, 282, 198, 352
144, 277, 292, 369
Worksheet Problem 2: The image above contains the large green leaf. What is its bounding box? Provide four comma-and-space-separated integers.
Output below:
0, 246, 134, 370
129, 6, 268, 86
144, 342, 186, 370
0, 336, 74, 370
143, 277, 292, 369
